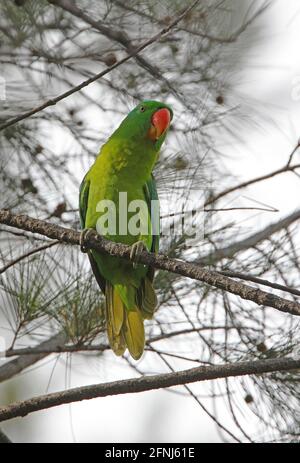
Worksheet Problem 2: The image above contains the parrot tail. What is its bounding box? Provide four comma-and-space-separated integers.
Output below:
105, 282, 126, 356
105, 282, 145, 360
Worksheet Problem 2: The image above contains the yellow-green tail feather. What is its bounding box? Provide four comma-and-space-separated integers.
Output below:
105, 282, 148, 360
105, 282, 126, 356
123, 309, 145, 360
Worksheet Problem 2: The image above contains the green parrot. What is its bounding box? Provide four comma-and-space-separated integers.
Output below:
79, 100, 173, 360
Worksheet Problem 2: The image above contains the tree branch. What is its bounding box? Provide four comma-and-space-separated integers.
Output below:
113, 0, 266, 44
0, 357, 299, 423
4, 326, 232, 357
0, 0, 199, 132
204, 162, 300, 208
0, 332, 66, 384
198, 208, 300, 265
47, 0, 191, 105
0, 209, 300, 316
0, 240, 59, 275
218, 270, 300, 298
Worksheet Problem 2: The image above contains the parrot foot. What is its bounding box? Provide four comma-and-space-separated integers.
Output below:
80, 228, 94, 253
130, 241, 147, 269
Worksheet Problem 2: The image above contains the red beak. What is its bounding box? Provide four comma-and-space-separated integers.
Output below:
148, 108, 171, 140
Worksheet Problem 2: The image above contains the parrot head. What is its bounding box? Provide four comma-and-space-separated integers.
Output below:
114, 100, 173, 150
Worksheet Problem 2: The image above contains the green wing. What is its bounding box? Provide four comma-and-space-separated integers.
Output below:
79, 175, 106, 293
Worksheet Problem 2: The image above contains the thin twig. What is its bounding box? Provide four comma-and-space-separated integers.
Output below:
0, 240, 59, 275
198, 208, 300, 265
218, 270, 300, 298
287, 142, 300, 167
48, 0, 190, 105
204, 163, 300, 207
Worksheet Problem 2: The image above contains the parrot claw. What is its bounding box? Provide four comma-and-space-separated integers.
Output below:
130, 241, 147, 269
80, 228, 94, 253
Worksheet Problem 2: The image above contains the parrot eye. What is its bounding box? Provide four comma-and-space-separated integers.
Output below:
139, 105, 146, 113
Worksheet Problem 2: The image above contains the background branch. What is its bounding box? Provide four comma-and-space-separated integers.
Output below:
0, 332, 66, 384
48, 0, 187, 104
0, 0, 199, 131
204, 162, 300, 208
0, 357, 299, 423
198, 208, 300, 265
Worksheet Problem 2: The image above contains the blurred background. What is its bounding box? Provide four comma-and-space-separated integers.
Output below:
0, 0, 299, 443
